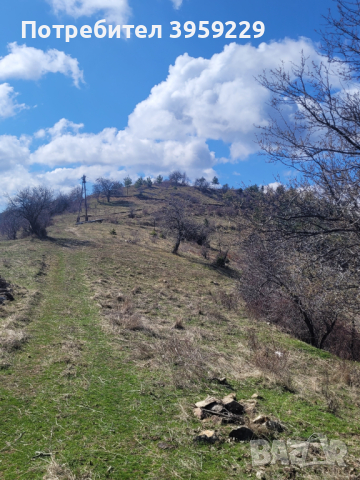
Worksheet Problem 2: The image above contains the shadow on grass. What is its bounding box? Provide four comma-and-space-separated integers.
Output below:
97, 199, 135, 207
46, 236, 95, 248
177, 254, 241, 280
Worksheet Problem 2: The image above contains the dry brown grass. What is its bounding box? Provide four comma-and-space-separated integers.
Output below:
43, 457, 93, 480
246, 329, 294, 392
212, 288, 239, 311
43, 458, 76, 480
0, 329, 29, 352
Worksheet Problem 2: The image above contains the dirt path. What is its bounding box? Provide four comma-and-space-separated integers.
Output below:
0, 247, 164, 479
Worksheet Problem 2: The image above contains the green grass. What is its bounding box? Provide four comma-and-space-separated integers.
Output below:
0, 194, 360, 479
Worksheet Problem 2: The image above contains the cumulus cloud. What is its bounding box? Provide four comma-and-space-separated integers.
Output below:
128, 38, 322, 160
48, 0, 131, 24
0, 83, 26, 118
30, 124, 216, 177
0, 134, 31, 174
0, 43, 84, 87
1, 38, 326, 197
41, 118, 85, 138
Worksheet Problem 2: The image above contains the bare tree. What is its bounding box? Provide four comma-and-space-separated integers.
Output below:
7, 186, 54, 238
67, 186, 83, 213
169, 171, 189, 186
51, 192, 71, 215
93, 178, 123, 202
238, 180, 360, 358
0, 207, 23, 240
194, 177, 210, 192
236, 0, 360, 358
161, 196, 208, 254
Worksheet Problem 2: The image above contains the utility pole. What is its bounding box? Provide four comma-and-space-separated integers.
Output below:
76, 175, 89, 223
83, 175, 89, 222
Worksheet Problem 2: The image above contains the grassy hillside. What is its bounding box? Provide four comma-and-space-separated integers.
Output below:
0, 185, 360, 479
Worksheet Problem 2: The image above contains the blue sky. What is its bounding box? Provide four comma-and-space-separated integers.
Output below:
0, 0, 334, 200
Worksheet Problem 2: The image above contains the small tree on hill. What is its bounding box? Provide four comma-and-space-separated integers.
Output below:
124, 176, 133, 195
156, 175, 163, 184
194, 177, 210, 192
169, 170, 189, 186
161, 196, 208, 254
134, 177, 144, 188
7, 186, 53, 238
93, 178, 123, 202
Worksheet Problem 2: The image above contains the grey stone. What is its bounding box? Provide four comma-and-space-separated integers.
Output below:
229, 427, 257, 441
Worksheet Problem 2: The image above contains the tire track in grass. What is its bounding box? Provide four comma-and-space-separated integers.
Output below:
0, 248, 163, 479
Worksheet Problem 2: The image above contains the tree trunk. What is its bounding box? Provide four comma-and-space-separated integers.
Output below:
172, 236, 181, 254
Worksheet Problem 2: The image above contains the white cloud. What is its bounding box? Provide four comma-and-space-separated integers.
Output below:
1, 38, 327, 197
0, 83, 26, 118
0, 134, 31, 174
171, 0, 183, 9
45, 118, 85, 138
30, 125, 216, 177
48, 0, 131, 24
264, 182, 282, 192
0, 43, 84, 87
47, 0, 181, 22
128, 38, 322, 160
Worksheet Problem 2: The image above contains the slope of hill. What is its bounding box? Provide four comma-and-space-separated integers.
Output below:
0, 185, 359, 480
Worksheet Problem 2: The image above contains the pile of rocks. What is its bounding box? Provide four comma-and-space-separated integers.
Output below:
193, 393, 245, 425
0, 277, 14, 304
193, 392, 284, 443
